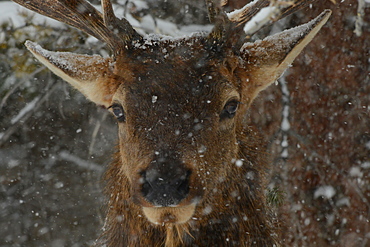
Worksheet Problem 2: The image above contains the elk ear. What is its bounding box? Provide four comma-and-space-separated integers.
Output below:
25, 41, 119, 107
240, 10, 331, 103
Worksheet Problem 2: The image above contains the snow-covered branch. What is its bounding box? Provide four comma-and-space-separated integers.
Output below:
59, 151, 104, 173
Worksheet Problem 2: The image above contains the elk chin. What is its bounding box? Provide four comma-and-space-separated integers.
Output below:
142, 203, 196, 225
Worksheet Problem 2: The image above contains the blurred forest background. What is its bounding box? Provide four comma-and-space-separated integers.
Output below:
0, 0, 369, 246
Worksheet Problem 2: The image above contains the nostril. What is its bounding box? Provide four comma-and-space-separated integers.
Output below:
175, 171, 190, 197
140, 171, 152, 199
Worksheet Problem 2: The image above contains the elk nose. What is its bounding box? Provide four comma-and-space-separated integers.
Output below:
141, 161, 190, 207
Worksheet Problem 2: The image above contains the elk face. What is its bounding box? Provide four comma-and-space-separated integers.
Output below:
109, 41, 244, 224
22, 0, 331, 226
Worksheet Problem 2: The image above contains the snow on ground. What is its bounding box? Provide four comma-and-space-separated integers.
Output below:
0, 1, 212, 38
0, 1, 64, 28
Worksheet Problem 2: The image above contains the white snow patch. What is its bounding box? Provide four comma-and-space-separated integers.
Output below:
54, 181, 64, 189
365, 141, 370, 150
304, 218, 311, 226
0, 2, 64, 28
291, 203, 303, 212
198, 145, 207, 154
202, 205, 212, 215
336, 197, 350, 207
38, 227, 49, 235
281, 111, 291, 131
245, 171, 255, 180
235, 159, 243, 167
281, 137, 288, 148
314, 185, 336, 199
349, 166, 363, 177
281, 149, 288, 158
278, 76, 291, 158
178, 24, 213, 35
8, 159, 20, 168
139, 15, 178, 36
151, 95, 158, 103
280, 77, 291, 131
227, 0, 258, 21
361, 161, 370, 169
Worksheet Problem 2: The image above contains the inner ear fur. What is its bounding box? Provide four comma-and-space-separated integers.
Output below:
238, 10, 332, 105
25, 40, 120, 107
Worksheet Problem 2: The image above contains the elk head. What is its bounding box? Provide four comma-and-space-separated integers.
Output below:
14, 0, 331, 226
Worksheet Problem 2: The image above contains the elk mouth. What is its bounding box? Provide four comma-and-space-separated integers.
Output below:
139, 171, 200, 225
142, 203, 197, 225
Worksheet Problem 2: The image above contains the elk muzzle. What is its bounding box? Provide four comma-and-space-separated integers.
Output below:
138, 156, 198, 225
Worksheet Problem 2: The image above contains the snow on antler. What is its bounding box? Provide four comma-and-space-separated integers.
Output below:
225, 0, 324, 38
226, 0, 267, 23
227, 0, 294, 37
242, 5, 280, 35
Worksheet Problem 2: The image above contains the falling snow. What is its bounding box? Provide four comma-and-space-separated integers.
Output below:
0, 0, 369, 246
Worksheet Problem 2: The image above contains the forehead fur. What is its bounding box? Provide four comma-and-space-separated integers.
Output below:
114, 34, 240, 82
120, 74, 238, 122
112, 35, 242, 109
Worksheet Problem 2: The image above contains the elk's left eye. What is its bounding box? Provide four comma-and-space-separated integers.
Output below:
220, 100, 240, 120
108, 104, 126, 122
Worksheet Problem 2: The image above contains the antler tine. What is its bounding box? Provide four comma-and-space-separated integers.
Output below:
227, 0, 270, 24
220, 0, 228, 6
101, 0, 142, 46
279, 0, 320, 19
206, 0, 220, 24
64, 0, 121, 49
207, 0, 323, 52
12, 0, 119, 51
12, 0, 142, 56
102, 0, 116, 27
228, 0, 320, 38
12, 0, 101, 40
207, 0, 236, 46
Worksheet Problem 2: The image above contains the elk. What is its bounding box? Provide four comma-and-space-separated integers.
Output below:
12, 0, 331, 246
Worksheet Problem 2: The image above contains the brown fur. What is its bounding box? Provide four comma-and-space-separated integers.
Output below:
79, 38, 281, 246
11, 0, 331, 246
98, 127, 278, 246
90, 43, 279, 246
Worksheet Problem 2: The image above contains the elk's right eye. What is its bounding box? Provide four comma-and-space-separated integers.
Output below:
220, 99, 240, 120
108, 104, 126, 122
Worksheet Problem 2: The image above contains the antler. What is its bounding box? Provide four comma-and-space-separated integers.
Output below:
12, 0, 142, 56
208, 0, 321, 50
101, 0, 142, 47
230, 0, 320, 35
